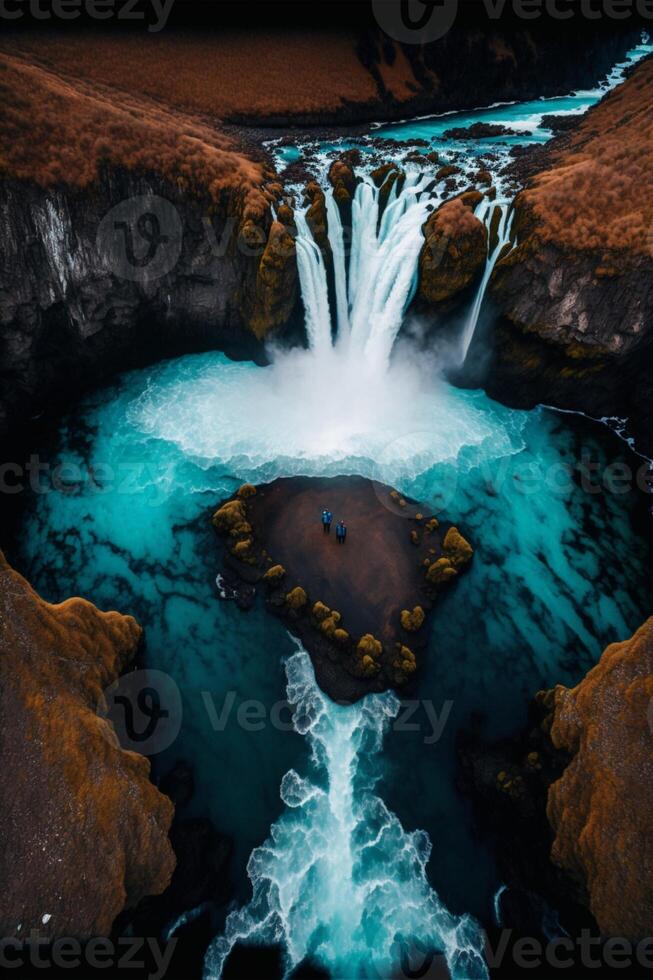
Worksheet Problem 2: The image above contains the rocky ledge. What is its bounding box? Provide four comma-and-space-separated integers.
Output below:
211, 476, 473, 701
460, 619, 653, 940
484, 56, 653, 457
0, 551, 175, 939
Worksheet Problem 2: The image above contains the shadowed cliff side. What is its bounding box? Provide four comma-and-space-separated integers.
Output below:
0, 51, 299, 445
485, 56, 653, 457
546, 618, 653, 939
459, 620, 653, 941
0, 551, 175, 938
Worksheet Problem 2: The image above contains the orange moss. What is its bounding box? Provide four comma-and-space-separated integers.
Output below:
3, 30, 424, 123
520, 59, 653, 256
0, 551, 174, 938
547, 619, 653, 937
0, 49, 268, 213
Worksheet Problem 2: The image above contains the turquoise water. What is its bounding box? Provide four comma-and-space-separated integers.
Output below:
13, 351, 652, 953
273, 37, 653, 165
11, 37, 653, 976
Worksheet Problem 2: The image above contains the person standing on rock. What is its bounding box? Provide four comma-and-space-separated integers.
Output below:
336, 520, 347, 544
322, 509, 332, 534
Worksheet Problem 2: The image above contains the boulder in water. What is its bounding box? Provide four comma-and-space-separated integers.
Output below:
417, 196, 488, 310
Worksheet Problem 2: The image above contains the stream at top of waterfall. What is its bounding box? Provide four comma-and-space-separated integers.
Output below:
7, 38, 653, 980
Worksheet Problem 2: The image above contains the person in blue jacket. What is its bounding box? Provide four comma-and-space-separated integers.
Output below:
335, 520, 347, 544
322, 508, 332, 534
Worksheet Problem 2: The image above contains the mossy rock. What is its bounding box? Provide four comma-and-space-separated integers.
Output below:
212, 499, 246, 532
426, 557, 458, 586
400, 606, 425, 632
425, 517, 439, 533
286, 587, 308, 610
312, 601, 331, 622
393, 645, 417, 676
360, 654, 381, 676
237, 483, 257, 499
231, 538, 253, 559
409, 529, 420, 545
263, 564, 286, 583
357, 634, 382, 659
229, 521, 252, 538
442, 526, 474, 569
436, 164, 461, 181
460, 189, 484, 209
333, 628, 350, 645
320, 612, 342, 636
390, 489, 401, 502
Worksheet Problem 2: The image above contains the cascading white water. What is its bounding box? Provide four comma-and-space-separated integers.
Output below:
459, 201, 515, 365
295, 171, 439, 372
204, 647, 489, 980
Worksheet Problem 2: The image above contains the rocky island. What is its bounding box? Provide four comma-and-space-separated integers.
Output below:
212, 476, 473, 701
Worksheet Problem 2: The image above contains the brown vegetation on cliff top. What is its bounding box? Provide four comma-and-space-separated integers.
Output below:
0, 49, 268, 214
519, 58, 653, 255
4, 30, 418, 121
419, 197, 487, 305
0, 551, 175, 938
547, 618, 653, 937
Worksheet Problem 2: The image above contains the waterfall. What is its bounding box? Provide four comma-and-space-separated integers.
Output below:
294, 207, 333, 355
203, 646, 489, 980
294, 171, 438, 372
294, 170, 515, 376
459, 202, 514, 364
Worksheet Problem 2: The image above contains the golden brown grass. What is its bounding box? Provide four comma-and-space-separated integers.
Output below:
0, 49, 272, 215
522, 58, 653, 255
3, 30, 419, 121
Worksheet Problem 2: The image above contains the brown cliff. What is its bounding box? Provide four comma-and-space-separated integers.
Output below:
418, 195, 487, 309
487, 57, 653, 456
0, 49, 299, 444
546, 618, 653, 938
0, 552, 175, 938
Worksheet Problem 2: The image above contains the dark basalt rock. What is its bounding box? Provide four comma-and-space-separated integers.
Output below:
443, 122, 515, 140
211, 475, 474, 702
0, 167, 300, 449
457, 698, 593, 940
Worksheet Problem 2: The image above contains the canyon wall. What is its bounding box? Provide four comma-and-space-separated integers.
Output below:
0, 27, 642, 447
0, 551, 175, 938
546, 619, 653, 938
0, 49, 298, 446
486, 56, 653, 457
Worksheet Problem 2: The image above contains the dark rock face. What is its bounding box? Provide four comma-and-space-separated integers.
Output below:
460, 621, 653, 942
0, 168, 299, 446
442, 122, 514, 140
482, 58, 653, 457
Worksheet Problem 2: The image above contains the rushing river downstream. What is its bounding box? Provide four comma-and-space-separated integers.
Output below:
12, 37, 653, 980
